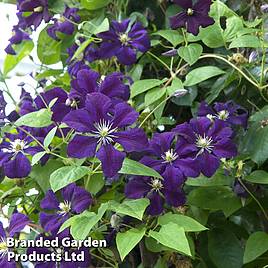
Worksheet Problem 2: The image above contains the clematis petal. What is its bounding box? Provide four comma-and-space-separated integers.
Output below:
116, 47, 137, 65
112, 102, 139, 128
40, 190, 60, 210
85, 93, 112, 122
146, 191, 164, 216
62, 109, 92, 132
125, 176, 151, 199
96, 144, 126, 178
67, 135, 97, 159
71, 186, 92, 213
115, 128, 148, 152
198, 152, 220, 177
8, 213, 30, 237
4, 152, 31, 179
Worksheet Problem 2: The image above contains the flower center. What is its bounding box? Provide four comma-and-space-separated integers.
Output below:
33, 6, 43, 13
187, 8, 194, 16
161, 149, 179, 163
58, 200, 71, 215
7, 139, 27, 153
150, 179, 163, 192
90, 120, 118, 145
0, 237, 8, 257
217, 110, 229, 121
119, 33, 130, 45
195, 134, 214, 154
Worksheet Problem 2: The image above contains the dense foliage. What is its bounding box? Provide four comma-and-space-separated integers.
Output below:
1, 0, 268, 267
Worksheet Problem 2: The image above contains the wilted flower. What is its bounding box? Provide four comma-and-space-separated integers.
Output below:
98, 19, 150, 65
0, 212, 30, 268
169, 0, 215, 36
69, 69, 130, 107
18, 0, 51, 30
198, 101, 248, 129
63, 93, 148, 178
47, 7, 80, 40
173, 118, 237, 177
125, 157, 186, 216
40, 183, 92, 234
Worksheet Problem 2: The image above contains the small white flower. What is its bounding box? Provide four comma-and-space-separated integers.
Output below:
26, 188, 39, 197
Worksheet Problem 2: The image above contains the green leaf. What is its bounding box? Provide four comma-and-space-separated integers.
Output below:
188, 186, 241, 217
31, 152, 47, 166
15, 109, 52, 128
116, 227, 146, 261
110, 198, 150, 220
149, 223, 191, 256
70, 203, 109, 240
37, 27, 62, 65
224, 16, 244, 42
229, 35, 261, 48
178, 44, 203, 66
86, 173, 105, 195
158, 213, 207, 232
93, 18, 109, 34
145, 87, 166, 107
59, 211, 95, 233
3, 40, 34, 76
153, 30, 184, 47
184, 66, 225, 87
241, 106, 268, 164
166, 77, 184, 97
199, 24, 225, 48
30, 159, 64, 193
44, 126, 57, 148
119, 158, 163, 179
244, 232, 268, 264
81, 0, 111, 10
50, 166, 89, 192
186, 171, 233, 187
71, 38, 93, 61
245, 170, 268, 184
208, 229, 243, 268
131, 79, 165, 98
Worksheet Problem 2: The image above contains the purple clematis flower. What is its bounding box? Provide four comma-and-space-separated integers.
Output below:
63, 93, 148, 178
169, 0, 215, 36
18, 0, 51, 30
5, 26, 31, 55
173, 118, 237, 177
40, 183, 92, 234
47, 7, 80, 40
198, 101, 248, 129
125, 157, 186, 216
0, 212, 30, 268
144, 132, 200, 184
0, 130, 45, 178
98, 19, 150, 65
69, 69, 130, 107
27, 230, 91, 268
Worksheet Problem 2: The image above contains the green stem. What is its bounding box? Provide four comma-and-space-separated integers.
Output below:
147, 51, 171, 71
91, 251, 117, 268
238, 178, 268, 222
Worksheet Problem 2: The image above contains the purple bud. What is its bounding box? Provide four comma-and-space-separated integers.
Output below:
162, 49, 178, 57
173, 89, 188, 97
